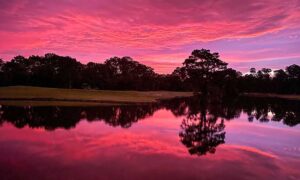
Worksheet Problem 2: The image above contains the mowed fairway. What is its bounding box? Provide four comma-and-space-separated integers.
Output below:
0, 86, 193, 106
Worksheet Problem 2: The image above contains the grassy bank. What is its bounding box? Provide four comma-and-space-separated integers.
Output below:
0, 86, 193, 106
243, 93, 300, 101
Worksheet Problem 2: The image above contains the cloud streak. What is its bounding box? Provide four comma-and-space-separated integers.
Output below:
0, 0, 299, 73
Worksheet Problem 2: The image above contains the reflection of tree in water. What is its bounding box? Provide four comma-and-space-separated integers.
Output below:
239, 97, 300, 127
0, 96, 300, 156
179, 114, 225, 156
170, 96, 227, 156
84, 105, 159, 128
163, 95, 300, 156
0, 104, 160, 130
0, 106, 82, 130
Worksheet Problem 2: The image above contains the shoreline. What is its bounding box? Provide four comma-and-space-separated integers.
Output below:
242, 93, 300, 101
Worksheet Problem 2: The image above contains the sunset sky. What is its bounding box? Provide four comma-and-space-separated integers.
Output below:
0, 0, 299, 73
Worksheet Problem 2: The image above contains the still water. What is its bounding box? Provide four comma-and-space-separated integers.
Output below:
0, 96, 300, 180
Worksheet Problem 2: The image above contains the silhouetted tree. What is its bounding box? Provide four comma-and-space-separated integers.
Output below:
286, 64, 300, 79
104, 56, 156, 90
250, 67, 256, 75
81, 62, 109, 89
181, 49, 228, 95
2, 56, 31, 86
213, 68, 241, 96
45, 53, 82, 88
239, 64, 300, 94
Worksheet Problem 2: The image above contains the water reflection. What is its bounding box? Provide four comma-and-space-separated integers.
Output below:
167, 96, 300, 155
0, 104, 161, 130
0, 96, 300, 156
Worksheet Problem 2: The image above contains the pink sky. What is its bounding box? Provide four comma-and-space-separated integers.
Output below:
0, 0, 299, 73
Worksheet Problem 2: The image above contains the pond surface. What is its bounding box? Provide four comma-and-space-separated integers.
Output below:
0, 96, 300, 180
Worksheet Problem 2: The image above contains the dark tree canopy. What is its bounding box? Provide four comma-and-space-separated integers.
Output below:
183, 49, 228, 74
0, 50, 299, 94
239, 64, 300, 94
286, 64, 300, 79
182, 49, 229, 95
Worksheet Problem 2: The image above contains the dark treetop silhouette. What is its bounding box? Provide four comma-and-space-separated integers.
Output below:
0, 49, 299, 94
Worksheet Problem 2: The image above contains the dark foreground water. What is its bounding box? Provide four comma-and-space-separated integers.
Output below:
0, 96, 300, 180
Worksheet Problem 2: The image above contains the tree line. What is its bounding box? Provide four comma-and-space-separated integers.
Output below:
0, 49, 299, 94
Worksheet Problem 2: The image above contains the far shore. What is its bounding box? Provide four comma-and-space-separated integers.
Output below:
242, 92, 300, 101
0, 86, 193, 106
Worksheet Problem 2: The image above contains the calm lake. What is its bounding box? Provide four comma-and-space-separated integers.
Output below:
0, 96, 300, 180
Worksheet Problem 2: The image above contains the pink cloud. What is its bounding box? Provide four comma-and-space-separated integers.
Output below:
0, 0, 299, 73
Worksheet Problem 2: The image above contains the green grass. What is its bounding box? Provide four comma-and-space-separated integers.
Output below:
0, 86, 193, 106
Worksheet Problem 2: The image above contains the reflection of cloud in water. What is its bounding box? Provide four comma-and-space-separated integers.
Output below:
0, 95, 300, 159
1, 123, 299, 179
